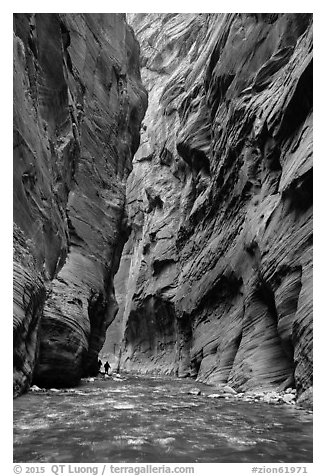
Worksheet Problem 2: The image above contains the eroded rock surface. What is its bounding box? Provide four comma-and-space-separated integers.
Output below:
13, 13, 147, 395
108, 13, 312, 400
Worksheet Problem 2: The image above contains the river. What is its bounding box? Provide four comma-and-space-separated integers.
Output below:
13, 375, 313, 463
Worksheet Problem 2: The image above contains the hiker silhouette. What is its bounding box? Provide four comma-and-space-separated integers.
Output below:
104, 361, 111, 375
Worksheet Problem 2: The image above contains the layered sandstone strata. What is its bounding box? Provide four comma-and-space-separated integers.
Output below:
13, 13, 147, 395
111, 13, 312, 399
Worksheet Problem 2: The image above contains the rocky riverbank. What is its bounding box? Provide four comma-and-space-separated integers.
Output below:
187, 385, 311, 409
29, 376, 312, 410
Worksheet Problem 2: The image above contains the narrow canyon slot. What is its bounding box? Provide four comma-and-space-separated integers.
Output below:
13, 12, 313, 465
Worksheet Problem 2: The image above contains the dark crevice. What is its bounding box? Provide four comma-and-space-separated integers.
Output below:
160, 146, 173, 166
83, 290, 109, 377
152, 258, 175, 276
278, 59, 313, 141
176, 142, 210, 176
145, 189, 164, 212
196, 274, 243, 314
256, 279, 279, 324
282, 168, 313, 212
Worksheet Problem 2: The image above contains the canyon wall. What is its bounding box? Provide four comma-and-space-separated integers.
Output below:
13, 13, 147, 396
112, 13, 312, 399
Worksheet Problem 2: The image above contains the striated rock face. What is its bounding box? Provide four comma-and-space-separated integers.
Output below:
109, 13, 312, 398
13, 13, 147, 395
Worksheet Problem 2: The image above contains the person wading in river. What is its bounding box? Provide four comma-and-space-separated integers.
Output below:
98, 359, 102, 374
104, 361, 111, 375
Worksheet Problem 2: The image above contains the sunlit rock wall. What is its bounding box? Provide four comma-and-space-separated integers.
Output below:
114, 13, 312, 397
13, 13, 147, 395
106, 14, 211, 373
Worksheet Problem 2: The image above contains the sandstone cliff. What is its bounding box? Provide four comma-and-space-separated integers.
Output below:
13, 13, 147, 396
109, 13, 312, 399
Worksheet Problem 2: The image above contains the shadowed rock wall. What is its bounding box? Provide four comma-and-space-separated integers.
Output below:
111, 13, 312, 398
13, 13, 147, 395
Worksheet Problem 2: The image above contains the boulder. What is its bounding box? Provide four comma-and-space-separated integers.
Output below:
188, 389, 201, 396
282, 393, 296, 404
222, 385, 237, 395
30, 385, 42, 392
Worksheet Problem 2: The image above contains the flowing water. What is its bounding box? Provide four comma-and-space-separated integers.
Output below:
13, 375, 313, 463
